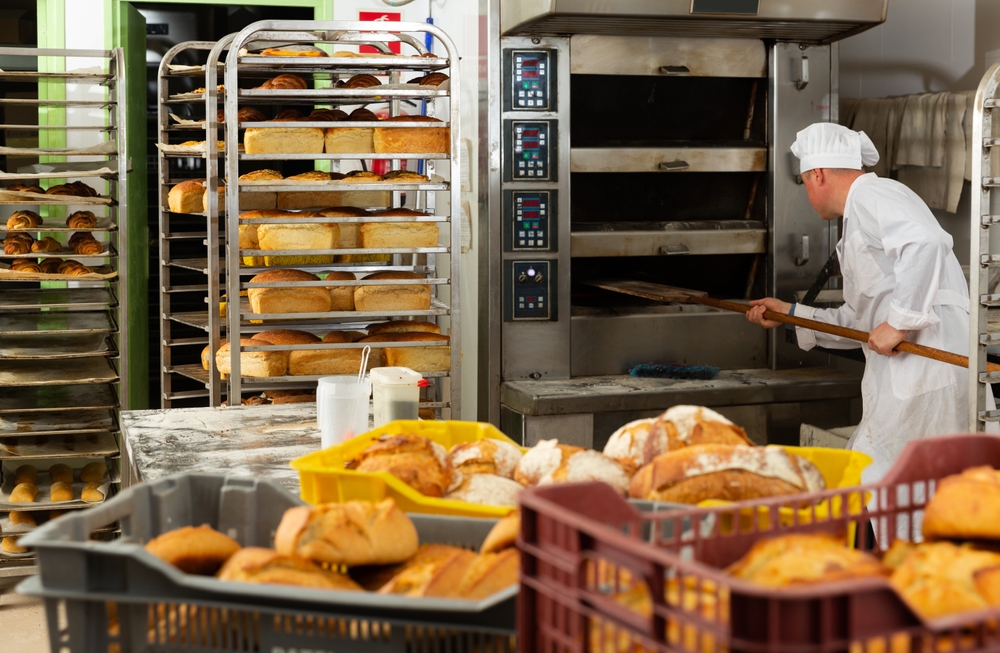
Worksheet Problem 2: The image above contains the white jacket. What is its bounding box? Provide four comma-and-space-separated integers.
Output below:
794, 173, 988, 484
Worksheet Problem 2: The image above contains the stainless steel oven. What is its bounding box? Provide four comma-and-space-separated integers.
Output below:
478, 0, 888, 447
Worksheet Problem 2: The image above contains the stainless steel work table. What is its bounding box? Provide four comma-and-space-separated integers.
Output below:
121, 404, 322, 493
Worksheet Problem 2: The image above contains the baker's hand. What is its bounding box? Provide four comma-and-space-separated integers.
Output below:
746, 298, 792, 329
868, 322, 908, 356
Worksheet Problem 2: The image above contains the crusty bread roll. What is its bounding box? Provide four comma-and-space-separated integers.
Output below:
515, 439, 630, 494
14, 464, 37, 486
218, 547, 363, 590
376, 544, 472, 596
603, 418, 657, 476
728, 533, 886, 586
643, 405, 752, 465
274, 498, 418, 566
49, 463, 73, 484
448, 439, 523, 479
145, 524, 241, 575
445, 473, 522, 507
168, 179, 206, 213
628, 444, 825, 504
373, 115, 450, 154
379, 333, 451, 372
378, 545, 517, 600
216, 337, 287, 377
80, 461, 107, 483
453, 549, 519, 600
1, 536, 27, 554
10, 483, 38, 503
288, 330, 362, 376
247, 269, 332, 315
346, 434, 453, 498
82, 482, 105, 503
480, 511, 519, 555
323, 271, 356, 311
360, 208, 439, 249
923, 466, 1000, 540
50, 481, 74, 502
515, 440, 582, 486
889, 541, 1000, 618
276, 171, 344, 210
10, 511, 36, 526
245, 125, 324, 155
354, 271, 431, 312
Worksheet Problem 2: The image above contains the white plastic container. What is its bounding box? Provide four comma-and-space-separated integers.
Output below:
370, 367, 422, 427
316, 375, 372, 448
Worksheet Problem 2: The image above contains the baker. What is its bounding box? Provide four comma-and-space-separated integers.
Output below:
746, 122, 992, 484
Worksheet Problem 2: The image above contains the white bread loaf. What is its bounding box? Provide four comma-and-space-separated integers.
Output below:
360, 208, 439, 249
247, 269, 332, 315
354, 271, 431, 312
445, 474, 523, 507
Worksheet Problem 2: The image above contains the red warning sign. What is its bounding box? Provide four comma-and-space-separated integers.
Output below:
359, 11, 401, 54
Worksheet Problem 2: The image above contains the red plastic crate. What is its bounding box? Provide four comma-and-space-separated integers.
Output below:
517, 434, 1000, 653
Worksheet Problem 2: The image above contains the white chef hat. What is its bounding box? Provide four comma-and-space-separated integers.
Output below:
790, 123, 880, 173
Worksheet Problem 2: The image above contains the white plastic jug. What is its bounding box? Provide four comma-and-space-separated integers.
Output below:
316, 375, 371, 448
370, 367, 422, 427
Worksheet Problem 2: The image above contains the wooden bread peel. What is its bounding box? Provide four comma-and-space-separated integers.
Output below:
588, 280, 1000, 373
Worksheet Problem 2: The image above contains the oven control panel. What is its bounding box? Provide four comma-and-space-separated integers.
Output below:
511, 50, 551, 110
508, 261, 553, 321
503, 190, 556, 252
503, 120, 557, 181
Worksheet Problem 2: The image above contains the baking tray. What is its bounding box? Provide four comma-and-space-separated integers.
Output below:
0, 358, 119, 387
0, 141, 116, 156
0, 265, 117, 281
0, 510, 119, 536
0, 431, 119, 459
0, 385, 118, 414
0, 311, 114, 335
0, 288, 116, 310
0, 458, 111, 510
0, 217, 116, 234
0, 409, 116, 435
0, 189, 113, 206
0, 244, 112, 260
0, 333, 112, 359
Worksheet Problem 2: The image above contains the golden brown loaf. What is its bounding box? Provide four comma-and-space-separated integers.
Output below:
444, 474, 523, 507
324, 270, 356, 311
66, 211, 97, 228
276, 173, 343, 211
167, 179, 206, 213
378, 545, 518, 600
144, 524, 241, 575
378, 332, 451, 372
726, 533, 887, 586
628, 444, 826, 504
49, 463, 73, 484
256, 73, 308, 90
286, 330, 363, 376
80, 461, 107, 483
256, 209, 339, 254
342, 170, 383, 183
218, 547, 363, 590
202, 339, 220, 371
452, 548, 519, 599
480, 511, 520, 555
376, 545, 473, 596
643, 405, 752, 464
216, 337, 287, 377
14, 464, 37, 485
324, 121, 376, 154
273, 498, 419, 566
50, 481, 74, 502
9, 511, 35, 526
346, 434, 453, 498
518, 440, 630, 494
373, 115, 449, 154
82, 482, 105, 503
923, 466, 1000, 540
245, 125, 324, 155
514, 440, 583, 486
2, 537, 27, 554
10, 483, 38, 503
247, 268, 332, 315
367, 320, 441, 336
602, 418, 658, 477
354, 271, 431, 312
448, 439, 523, 479
360, 208, 439, 249
889, 541, 1000, 618
7, 210, 42, 229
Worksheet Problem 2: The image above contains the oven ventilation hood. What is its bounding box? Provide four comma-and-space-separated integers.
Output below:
501, 0, 887, 44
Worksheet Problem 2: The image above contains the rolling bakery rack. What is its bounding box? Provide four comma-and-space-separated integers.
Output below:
0, 47, 127, 580
156, 41, 229, 408
220, 21, 462, 415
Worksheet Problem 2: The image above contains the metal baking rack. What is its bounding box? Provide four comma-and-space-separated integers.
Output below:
156, 41, 230, 407
0, 46, 128, 575
222, 21, 461, 416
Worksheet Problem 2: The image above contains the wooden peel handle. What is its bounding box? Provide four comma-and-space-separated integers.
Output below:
698, 296, 1000, 374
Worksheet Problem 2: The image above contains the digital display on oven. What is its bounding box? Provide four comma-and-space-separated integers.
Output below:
511, 50, 550, 110
511, 121, 550, 180
511, 191, 550, 251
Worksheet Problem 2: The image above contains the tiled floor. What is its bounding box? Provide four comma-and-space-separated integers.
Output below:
0, 591, 49, 652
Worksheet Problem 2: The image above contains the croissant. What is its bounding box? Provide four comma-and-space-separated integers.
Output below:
68, 232, 92, 248
257, 74, 307, 90
348, 108, 379, 122
308, 109, 347, 122
337, 74, 381, 89
9, 259, 41, 273
39, 258, 63, 274
8, 182, 44, 194
31, 237, 61, 253
58, 260, 91, 275
237, 107, 265, 122
272, 108, 305, 121
68, 181, 98, 197
4, 237, 33, 255
73, 238, 104, 255
6, 210, 42, 229
66, 211, 98, 229
408, 73, 449, 86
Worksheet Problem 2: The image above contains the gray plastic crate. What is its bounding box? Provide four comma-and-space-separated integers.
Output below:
18, 473, 516, 653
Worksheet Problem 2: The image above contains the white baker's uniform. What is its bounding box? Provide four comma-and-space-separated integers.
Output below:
793, 173, 992, 484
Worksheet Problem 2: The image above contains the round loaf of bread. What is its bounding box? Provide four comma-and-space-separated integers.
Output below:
445, 473, 523, 507
354, 271, 430, 312
448, 439, 523, 479
643, 405, 751, 464
252, 329, 320, 346
360, 208, 438, 249
366, 320, 441, 336
145, 524, 241, 575
247, 269, 331, 315
216, 337, 288, 377
324, 271, 356, 311
2, 536, 27, 554
167, 179, 206, 214
514, 439, 583, 486
603, 418, 657, 476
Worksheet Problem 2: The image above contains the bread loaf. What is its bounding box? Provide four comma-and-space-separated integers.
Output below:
80, 461, 107, 483
452, 549, 519, 600
288, 330, 361, 376
14, 464, 37, 485
379, 333, 451, 372
50, 481, 74, 502
480, 511, 519, 555
216, 337, 287, 377
218, 547, 363, 590
444, 474, 522, 507
354, 271, 431, 312
247, 269, 332, 315
144, 524, 241, 575
923, 466, 1000, 540
376, 545, 473, 596
49, 463, 73, 484
515, 440, 583, 486
628, 444, 826, 504
603, 418, 657, 476
889, 541, 1000, 618
273, 498, 419, 566
514, 439, 630, 494
82, 482, 105, 503
360, 208, 439, 248
10, 483, 38, 503
727, 533, 887, 586
367, 320, 440, 336
207, 170, 282, 212
644, 406, 752, 465
276, 171, 343, 210
346, 433, 453, 497
167, 179, 206, 214
245, 124, 324, 155
325, 107, 378, 154
259, 46, 327, 57
373, 115, 449, 154
256, 210, 339, 254
448, 439, 523, 479
9, 511, 35, 526
1, 537, 27, 554
323, 271, 356, 311
237, 219, 263, 266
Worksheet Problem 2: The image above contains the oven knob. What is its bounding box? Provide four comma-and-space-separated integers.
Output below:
518, 272, 528, 283
534, 273, 544, 283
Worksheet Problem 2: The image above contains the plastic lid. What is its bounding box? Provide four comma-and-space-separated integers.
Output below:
369, 366, 423, 385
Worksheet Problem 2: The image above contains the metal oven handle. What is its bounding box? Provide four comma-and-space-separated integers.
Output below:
658, 65, 691, 76
658, 160, 690, 172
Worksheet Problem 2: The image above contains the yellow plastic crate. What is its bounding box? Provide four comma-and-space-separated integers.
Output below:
291, 420, 527, 518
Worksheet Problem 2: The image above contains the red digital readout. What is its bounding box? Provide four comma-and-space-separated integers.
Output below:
523, 211, 539, 219
523, 70, 539, 79
522, 199, 541, 207
522, 129, 540, 137
523, 141, 539, 149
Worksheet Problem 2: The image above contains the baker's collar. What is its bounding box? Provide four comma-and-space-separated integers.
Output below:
843, 172, 877, 219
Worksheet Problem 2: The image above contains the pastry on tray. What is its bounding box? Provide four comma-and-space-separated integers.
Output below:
6, 210, 42, 229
